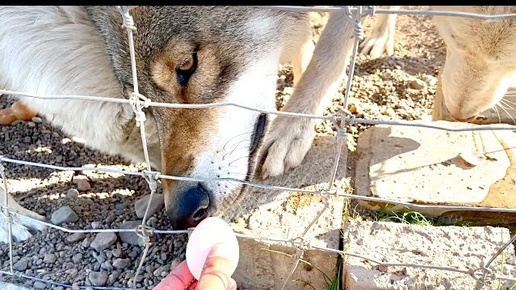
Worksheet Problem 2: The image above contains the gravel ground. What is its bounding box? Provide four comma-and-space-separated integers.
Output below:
0, 8, 445, 290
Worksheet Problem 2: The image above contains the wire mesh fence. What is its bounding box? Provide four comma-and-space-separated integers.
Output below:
1, 5, 516, 290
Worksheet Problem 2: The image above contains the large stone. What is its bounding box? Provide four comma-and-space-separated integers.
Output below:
355, 121, 516, 218
51, 206, 79, 225
88, 271, 108, 287
118, 220, 145, 246
90, 232, 117, 252
224, 136, 349, 290
342, 220, 516, 290
12, 257, 28, 271
134, 194, 164, 219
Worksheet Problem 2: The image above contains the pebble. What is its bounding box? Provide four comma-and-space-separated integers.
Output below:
409, 78, 427, 90
134, 194, 164, 218
13, 257, 28, 271
51, 206, 79, 225
88, 271, 108, 287
76, 179, 91, 192
91, 221, 102, 229
112, 247, 122, 258
66, 188, 80, 199
81, 238, 91, 248
283, 87, 294, 95
66, 232, 86, 244
118, 220, 145, 246
101, 261, 113, 271
108, 271, 121, 284
32, 116, 43, 123
113, 258, 131, 270
68, 268, 78, 279
43, 253, 56, 264
90, 232, 117, 252
72, 253, 82, 264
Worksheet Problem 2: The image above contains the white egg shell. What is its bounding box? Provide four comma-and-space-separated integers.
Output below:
185, 217, 239, 280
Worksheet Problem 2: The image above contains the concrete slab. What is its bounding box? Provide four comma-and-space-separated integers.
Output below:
342, 221, 516, 290
223, 135, 350, 290
355, 120, 516, 218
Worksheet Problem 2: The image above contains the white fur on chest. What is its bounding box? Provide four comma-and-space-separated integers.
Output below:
0, 6, 158, 164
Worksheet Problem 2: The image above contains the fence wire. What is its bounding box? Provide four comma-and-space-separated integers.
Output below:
1, 5, 516, 290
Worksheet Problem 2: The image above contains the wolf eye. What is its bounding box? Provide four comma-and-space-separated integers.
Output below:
176, 52, 198, 86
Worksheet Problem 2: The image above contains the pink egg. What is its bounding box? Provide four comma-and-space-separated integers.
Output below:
185, 217, 240, 280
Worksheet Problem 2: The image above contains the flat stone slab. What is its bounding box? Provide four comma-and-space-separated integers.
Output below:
224, 135, 350, 290
342, 221, 516, 290
355, 120, 516, 216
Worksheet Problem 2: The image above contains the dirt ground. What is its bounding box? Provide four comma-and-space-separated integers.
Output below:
0, 7, 445, 290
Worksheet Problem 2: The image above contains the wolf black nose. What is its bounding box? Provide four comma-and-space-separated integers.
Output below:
167, 184, 211, 229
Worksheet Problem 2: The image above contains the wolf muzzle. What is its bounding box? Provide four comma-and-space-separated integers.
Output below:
165, 183, 212, 229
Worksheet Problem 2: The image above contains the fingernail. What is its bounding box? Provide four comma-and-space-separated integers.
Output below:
209, 242, 234, 258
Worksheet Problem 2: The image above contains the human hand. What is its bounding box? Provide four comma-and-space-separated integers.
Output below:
153, 242, 237, 290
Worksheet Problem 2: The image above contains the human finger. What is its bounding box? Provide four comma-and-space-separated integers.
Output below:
153, 260, 195, 290
196, 243, 237, 290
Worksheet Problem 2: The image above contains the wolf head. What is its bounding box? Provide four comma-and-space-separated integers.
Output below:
86, 6, 306, 228
433, 6, 516, 121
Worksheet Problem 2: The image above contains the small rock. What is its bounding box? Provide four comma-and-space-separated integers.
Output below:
13, 257, 28, 271
72, 136, 85, 144
90, 232, 117, 252
91, 221, 102, 229
75, 179, 91, 192
101, 261, 113, 271
409, 79, 426, 90
51, 206, 79, 225
68, 268, 78, 279
23, 136, 31, 143
113, 258, 131, 270
32, 116, 43, 123
88, 271, 108, 287
71, 284, 80, 290
112, 247, 122, 258
72, 253, 82, 264
27, 121, 36, 128
81, 238, 90, 248
66, 232, 86, 244
43, 253, 56, 264
134, 194, 164, 218
66, 188, 80, 199
283, 87, 294, 95
119, 220, 145, 246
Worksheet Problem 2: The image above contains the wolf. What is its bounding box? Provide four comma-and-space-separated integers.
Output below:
0, 6, 322, 242
359, 6, 516, 121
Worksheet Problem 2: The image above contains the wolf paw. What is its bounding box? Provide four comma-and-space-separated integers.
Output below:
260, 116, 315, 179
360, 21, 395, 59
